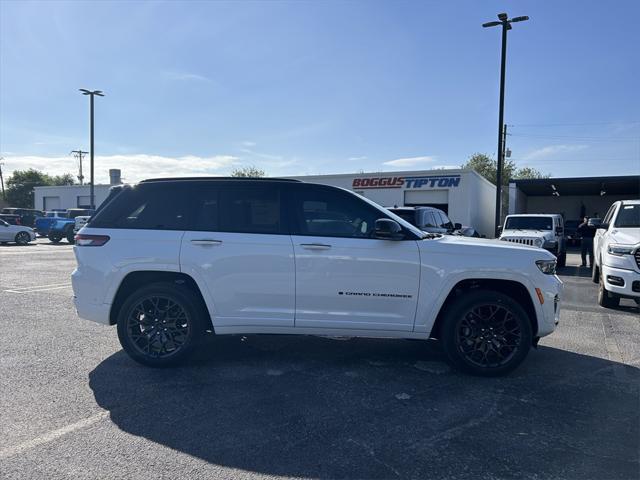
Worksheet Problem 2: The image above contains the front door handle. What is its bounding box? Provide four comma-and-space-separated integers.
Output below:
300, 243, 332, 250
190, 239, 222, 246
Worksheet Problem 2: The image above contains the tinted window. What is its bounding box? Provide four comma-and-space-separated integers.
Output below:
388, 209, 416, 226
90, 184, 189, 230
218, 186, 281, 234
423, 212, 436, 228
291, 186, 380, 238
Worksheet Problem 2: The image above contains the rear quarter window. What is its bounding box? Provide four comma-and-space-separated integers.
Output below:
89, 184, 190, 230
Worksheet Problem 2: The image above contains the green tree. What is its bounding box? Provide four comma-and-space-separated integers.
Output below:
230, 166, 266, 178
461, 153, 548, 185
5, 169, 76, 208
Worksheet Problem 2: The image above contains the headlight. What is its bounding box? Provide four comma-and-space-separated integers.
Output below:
534, 238, 543, 247
536, 259, 557, 274
607, 244, 635, 256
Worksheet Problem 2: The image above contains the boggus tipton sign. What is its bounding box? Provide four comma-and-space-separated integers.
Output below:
352, 175, 462, 189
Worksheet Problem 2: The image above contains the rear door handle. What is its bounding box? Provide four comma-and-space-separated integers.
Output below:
300, 243, 332, 250
190, 239, 222, 245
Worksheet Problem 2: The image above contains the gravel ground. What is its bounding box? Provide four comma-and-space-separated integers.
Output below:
1, 239, 638, 480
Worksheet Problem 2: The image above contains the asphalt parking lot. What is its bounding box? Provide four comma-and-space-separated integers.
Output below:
1, 238, 638, 480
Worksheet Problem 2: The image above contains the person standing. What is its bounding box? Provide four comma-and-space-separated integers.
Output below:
577, 216, 595, 267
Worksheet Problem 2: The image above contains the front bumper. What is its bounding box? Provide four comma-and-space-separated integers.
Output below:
534, 274, 563, 337
601, 264, 640, 298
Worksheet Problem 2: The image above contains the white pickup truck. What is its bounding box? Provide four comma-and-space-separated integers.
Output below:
72, 178, 563, 376
592, 200, 640, 307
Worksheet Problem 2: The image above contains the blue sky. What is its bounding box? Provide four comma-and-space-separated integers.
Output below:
1, 0, 639, 183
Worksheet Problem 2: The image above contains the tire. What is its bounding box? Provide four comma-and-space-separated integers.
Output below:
557, 251, 566, 268
15, 231, 31, 246
48, 232, 62, 243
116, 282, 208, 367
441, 290, 533, 377
66, 230, 76, 244
591, 262, 599, 284
597, 270, 620, 308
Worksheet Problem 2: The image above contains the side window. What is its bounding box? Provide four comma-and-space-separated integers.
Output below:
292, 186, 380, 238
440, 211, 453, 229
602, 205, 616, 225
191, 186, 219, 231
434, 211, 446, 228
423, 212, 436, 228
218, 186, 281, 234
90, 184, 189, 230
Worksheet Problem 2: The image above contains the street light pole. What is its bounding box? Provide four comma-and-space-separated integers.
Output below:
79, 89, 104, 210
70, 150, 88, 185
483, 13, 529, 237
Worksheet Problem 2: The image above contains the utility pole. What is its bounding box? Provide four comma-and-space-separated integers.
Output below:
71, 150, 88, 185
483, 13, 529, 237
0, 158, 5, 200
79, 89, 105, 210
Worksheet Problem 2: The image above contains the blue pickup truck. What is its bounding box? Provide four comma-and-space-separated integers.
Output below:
35, 209, 94, 243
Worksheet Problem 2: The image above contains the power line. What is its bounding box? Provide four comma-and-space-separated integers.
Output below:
511, 121, 640, 127
509, 133, 639, 142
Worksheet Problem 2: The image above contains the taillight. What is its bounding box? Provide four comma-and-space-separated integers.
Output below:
75, 234, 110, 246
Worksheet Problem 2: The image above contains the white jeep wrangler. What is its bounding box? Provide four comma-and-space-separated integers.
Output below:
500, 214, 567, 267
72, 178, 563, 376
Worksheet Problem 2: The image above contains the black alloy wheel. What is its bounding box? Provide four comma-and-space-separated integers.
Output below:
117, 282, 206, 367
441, 290, 532, 376
455, 303, 522, 368
15, 231, 31, 246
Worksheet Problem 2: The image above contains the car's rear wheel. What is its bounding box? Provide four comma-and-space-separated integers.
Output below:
597, 271, 619, 308
66, 229, 76, 244
116, 282, 207, 367
15, 231, 31, 246
441, 290, 533, 376
48, 232, 62, 243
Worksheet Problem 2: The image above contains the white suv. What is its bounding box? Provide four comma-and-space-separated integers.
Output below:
592, 200, 640, 308
500, 214, 567, 267
72, 178, 563, 376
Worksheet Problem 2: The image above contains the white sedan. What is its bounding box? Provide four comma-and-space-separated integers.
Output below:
0, 219, 37, 245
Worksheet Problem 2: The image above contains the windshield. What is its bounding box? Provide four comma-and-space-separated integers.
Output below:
388, 209, 417, 226
0, 219, 8, 226
505, 216, 553, 231
615, 204, 640, 228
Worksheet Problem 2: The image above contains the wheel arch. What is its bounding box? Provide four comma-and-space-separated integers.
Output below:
429, 278, 538, 340
108, 271, 213, 328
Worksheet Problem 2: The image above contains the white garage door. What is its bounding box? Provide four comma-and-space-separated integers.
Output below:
43, 196, 61, 210
404, 189, 449, 205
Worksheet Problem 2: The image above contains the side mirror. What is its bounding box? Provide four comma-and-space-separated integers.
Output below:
497, 225, 503, 234
374, 219, 404, 240
454, 223, 462, 230
555, 226, 563, 234
597, 223, 609, 230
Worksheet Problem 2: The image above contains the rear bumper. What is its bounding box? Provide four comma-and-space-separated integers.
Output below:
602, 264, 640, 298
71, 268, 112, 325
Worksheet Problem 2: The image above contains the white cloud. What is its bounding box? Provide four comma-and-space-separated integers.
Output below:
163, 71, 211, 82
523, 144, 588, 160
348, 156, 368, 161
383, 155, 436, 167
241, 141, 257, 147
2, 154, 239, 184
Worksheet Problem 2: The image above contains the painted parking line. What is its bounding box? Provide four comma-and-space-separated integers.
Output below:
2, 282, 72, 294
0, 411, 109, 459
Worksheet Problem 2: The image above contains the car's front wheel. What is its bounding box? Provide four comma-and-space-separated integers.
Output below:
48, 232, 62, 243
597, 271, 619, 308
15, 231, 31, 246
116, 282, 207, 367
441, 290, 533, 376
